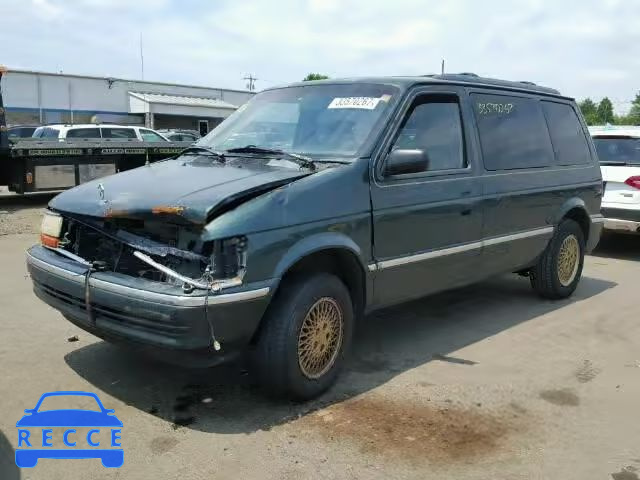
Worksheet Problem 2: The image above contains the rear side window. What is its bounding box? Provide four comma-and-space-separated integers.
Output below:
542, 102, 592, 165
66, 128, 101, 138
472, 93, 554, 171
101, 128, 137, 139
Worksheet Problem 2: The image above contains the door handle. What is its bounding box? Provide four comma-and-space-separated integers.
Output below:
461, 209, 472, 216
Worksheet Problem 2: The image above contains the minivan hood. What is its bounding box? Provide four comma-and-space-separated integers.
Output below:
49, 159, 310, 224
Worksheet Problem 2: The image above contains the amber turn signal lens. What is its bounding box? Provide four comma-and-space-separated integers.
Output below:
40, 234, 59, 248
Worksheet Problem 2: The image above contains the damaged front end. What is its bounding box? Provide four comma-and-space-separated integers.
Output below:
43, 210, 249, 294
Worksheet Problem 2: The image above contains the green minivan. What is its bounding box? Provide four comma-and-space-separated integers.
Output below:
27, 74, 603, 399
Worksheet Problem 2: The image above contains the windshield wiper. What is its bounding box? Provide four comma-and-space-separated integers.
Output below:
179, 146, 226, 162
225, 145, 316, 170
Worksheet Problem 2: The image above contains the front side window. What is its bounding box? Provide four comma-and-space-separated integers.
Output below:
33, 127, 60, 138
66, 128, 101, 139
199, 83, 398, 158
472, 93, 554, 171
542, 102, 592, 165
102, 127, 137, 139
390, 96, 465, 171
140, 129, 167, 142
593, 136, 640, 165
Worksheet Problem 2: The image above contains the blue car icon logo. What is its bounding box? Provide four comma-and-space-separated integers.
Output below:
15, 391, 123, 468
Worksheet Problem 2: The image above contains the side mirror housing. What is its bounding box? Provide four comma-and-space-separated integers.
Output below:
384, 149, 430, 176
24, 409, 34, 414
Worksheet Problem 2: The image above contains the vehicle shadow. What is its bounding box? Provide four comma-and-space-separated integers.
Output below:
591, 233, 640, 262
0, 428, 20, 480
64, 274, 616, 435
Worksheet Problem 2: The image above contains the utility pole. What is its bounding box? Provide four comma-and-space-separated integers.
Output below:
140, 32, 145, 81
244, 74, 258, 91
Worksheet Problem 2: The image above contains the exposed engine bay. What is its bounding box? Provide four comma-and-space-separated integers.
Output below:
56, 214, 247, 292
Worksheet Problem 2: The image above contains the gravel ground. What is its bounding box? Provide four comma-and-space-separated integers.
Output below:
1, 196, 639, 480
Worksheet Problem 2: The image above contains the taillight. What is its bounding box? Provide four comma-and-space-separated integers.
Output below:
624, 176, 640, 190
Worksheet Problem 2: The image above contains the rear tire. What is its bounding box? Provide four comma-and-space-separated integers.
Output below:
251, 273, 353, 401
530, 219, 585, 299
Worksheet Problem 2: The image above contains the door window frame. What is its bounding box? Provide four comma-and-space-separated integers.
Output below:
373, 86, 474, 184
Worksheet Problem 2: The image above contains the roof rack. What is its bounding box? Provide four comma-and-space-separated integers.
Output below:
425, 73, 561, 95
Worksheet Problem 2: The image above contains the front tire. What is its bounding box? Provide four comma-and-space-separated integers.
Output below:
530, 219, 585, 299
252, 273, 354, 401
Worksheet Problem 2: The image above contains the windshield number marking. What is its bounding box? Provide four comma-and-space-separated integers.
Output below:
328, 97, 381, 110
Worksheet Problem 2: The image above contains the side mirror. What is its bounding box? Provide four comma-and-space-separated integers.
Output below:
24, 409, 34, 414
384, 149, 430, 176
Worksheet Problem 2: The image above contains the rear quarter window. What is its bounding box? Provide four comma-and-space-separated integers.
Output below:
542, 101, 592, 165
472, 93, 554, 171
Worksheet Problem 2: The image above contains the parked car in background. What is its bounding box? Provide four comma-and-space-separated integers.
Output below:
27, 74, 603, 400
157, 129, 200, 142
31, 124, 169, 142
590, 126, 640, 234
7, 125, 38, 140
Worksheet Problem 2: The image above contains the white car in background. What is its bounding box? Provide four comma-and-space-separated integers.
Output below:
31, 124, 169, 142
590, 126, 640, 234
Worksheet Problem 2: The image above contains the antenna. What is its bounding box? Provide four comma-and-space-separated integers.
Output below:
244, 74, 258, 91
140, 32, 145, 81
441, 59, 445, 75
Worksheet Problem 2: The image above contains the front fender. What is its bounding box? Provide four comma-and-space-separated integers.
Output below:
273, 232, 368, 279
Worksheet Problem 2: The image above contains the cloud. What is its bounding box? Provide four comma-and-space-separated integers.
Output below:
0, 0, 638, 111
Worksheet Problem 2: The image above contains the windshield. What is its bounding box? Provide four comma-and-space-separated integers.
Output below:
198, 83, 398, 158
35, 394, 102, 412
594, 136, 640, 165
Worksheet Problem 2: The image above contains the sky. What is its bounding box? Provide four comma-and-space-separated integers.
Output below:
1, 0, 638, 112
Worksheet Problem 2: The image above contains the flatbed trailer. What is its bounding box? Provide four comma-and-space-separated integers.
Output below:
4, 139, 190, 193
0, 67, 191, 193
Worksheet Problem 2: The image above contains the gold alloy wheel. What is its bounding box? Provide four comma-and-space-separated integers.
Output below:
297, 297, 344, 380
557, 234, 580, 287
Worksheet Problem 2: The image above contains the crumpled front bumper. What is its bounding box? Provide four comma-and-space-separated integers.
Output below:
26, 245, 274, 366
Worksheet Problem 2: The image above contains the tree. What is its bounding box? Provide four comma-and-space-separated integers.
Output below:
628, 91, 640, 125
596, 97, 615, 124
303, 73, 329, 81
578, 98, 598, 126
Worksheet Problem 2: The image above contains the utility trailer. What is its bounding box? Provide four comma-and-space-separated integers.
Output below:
5, 140, 190, 193
0, 67, 191, 194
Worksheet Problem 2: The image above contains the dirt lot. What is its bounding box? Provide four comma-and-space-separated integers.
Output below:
1, 194, 639, 480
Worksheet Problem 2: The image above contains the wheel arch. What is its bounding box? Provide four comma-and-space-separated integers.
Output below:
276, 233, 369, 312
250, 233, 371, 345
552, 198, 591, 242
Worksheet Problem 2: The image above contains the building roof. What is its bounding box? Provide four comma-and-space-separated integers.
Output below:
129, 92, 238, 110
5, 68, 253, 94
128, 92, 239, 118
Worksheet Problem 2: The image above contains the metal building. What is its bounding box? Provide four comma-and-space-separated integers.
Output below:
1, 69, 255, 136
